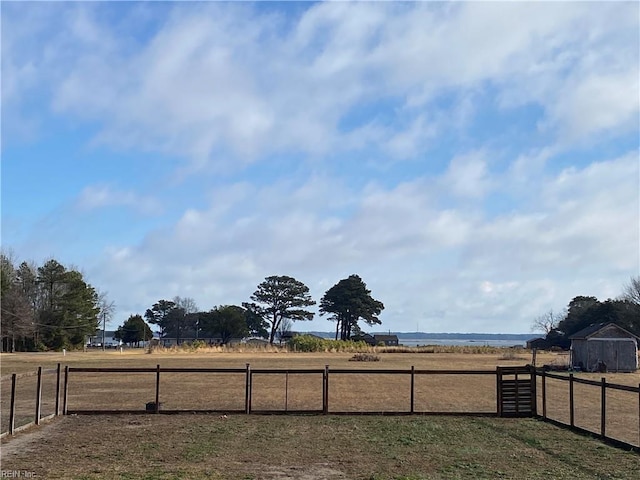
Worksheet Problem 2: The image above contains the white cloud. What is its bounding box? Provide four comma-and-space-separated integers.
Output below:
547, 70, 639, 143
86, 151, 638, 333
5, 2, 637, 164
76, 185, 162, 215
441, 151, 492, 199
3, 2, 638, 334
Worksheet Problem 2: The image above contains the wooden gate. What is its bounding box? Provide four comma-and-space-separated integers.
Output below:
497, 366, 536, 417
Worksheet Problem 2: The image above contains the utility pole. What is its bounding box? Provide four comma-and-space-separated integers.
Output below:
102, 311, 106, 351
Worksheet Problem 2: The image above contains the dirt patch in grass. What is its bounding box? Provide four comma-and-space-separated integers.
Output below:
2, 414, 639, 479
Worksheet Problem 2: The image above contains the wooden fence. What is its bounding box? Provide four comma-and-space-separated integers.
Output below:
62, 365, 501, 416
0, 364, 62, 438
536, 368, 640, 451
2, 364, 639, 452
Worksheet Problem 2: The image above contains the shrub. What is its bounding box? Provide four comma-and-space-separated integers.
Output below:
349, 353, 380, 362
498, 349, 526, 361
190, 339, 207, 350
288, 335, 371, 353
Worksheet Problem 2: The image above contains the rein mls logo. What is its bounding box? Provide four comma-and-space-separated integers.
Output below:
1, 472, 36, 478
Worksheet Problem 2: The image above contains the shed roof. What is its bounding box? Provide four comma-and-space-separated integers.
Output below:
569, 322, 639, 341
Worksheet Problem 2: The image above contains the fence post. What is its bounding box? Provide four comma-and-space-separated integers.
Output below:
63, 366, 69, 415
515, 370, 520, 415
245, 363, 251, 414
496, 368, 501, 416
600, 377, 606, 438
35, 366, 42, 425
155, 364, 161, 414
541, 370, 546, 419
569, 373, 574, 427
9, 374, 16, 435
323, 365, 329, 414
55, 363, 61, 416
285, 371, 289, 412
322, 367, 326, 414
530, 365, 537, 416
410, 366, 415, 414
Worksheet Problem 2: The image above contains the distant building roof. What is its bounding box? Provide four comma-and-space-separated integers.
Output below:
91, 330, 118, 338
374, 335, 398, 341
245, 338, 269, 344
352, 333, 376, 345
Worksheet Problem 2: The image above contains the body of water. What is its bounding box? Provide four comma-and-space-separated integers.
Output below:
399, 338, 526, 348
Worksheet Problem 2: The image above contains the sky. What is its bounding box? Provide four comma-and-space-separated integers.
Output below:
2, 1, 639, 334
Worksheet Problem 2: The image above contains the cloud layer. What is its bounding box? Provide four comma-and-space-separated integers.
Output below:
2, 2, 638, 333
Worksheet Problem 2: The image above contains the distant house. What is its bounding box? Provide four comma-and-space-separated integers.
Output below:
526, 337, 548, 350
88, 331, 121, 348
373, 335, 399, 346
244, 338, 270, 346
352, 333, 376, 345
161, 337, 242, 347
569, 323, 639, 372
351, 334, 399, 346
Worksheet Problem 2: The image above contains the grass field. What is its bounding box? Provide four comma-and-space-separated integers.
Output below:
0, 347, 560, 375
1, 349, 550, 432
1, 349, 639, 479
2, 414, 639, 479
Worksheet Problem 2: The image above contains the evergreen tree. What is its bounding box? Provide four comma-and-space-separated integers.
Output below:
320, 274, 384, 341
117, 314, 153, 346
246, 275, 315, 344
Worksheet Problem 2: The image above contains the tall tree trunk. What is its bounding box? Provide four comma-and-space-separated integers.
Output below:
269, 313, 278, 345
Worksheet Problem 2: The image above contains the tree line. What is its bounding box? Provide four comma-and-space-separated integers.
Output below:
1, 254, 108, 352
127, 274, 385, 346
1, 251, 385, 351
532, 277, 640, 348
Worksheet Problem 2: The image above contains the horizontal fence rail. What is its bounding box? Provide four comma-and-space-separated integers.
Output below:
4, 363, 639, 453
536, 368, 640, 451
1, 364, 62, 438
62, 365, 504, 417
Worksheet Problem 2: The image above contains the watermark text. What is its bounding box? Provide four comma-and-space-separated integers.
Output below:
1, 471, 36, 478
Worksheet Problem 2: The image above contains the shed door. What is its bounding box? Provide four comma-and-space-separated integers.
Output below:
588, 339, 634, 372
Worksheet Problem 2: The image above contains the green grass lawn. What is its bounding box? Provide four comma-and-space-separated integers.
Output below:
2, 414, 638, 479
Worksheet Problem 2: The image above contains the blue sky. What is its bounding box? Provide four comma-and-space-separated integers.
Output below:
2, 1, 639, 333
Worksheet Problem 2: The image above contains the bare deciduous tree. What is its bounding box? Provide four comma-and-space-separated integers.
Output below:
621, 276, 640, 306
531, 309, 563, 334
98, 291, 116, 350
171, 296, 198, 345
277, 317, 293, 344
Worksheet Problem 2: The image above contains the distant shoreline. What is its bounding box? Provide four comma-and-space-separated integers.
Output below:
302, 331, 539, 341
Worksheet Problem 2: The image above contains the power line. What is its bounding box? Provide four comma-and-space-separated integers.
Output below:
0, 308, 98, 330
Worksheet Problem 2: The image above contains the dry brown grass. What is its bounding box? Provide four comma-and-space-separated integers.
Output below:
2, 414, 640, 479
2, 349, 639, 446
0, 348, 526, 378
537, 371, 640, 447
